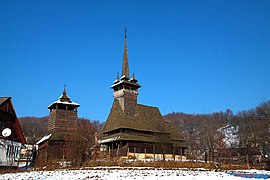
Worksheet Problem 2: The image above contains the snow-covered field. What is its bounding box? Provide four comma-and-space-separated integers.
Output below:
1, 167, 270, 180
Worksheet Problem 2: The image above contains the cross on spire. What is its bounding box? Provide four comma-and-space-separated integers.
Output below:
124, 27, 127, 39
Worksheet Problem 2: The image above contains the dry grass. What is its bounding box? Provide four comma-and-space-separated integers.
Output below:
1, 160, 257, 174
82, 160, 249, 170
0, 167, 24, 174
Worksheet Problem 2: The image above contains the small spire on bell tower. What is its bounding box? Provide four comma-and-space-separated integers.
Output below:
63, 83, 66, 94
60, 83, 71, 102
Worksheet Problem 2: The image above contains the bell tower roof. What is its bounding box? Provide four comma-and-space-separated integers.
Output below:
48, 85, 80, 109
59, 84, 71, 102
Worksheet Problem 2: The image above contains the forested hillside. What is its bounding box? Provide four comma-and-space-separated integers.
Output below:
164, 100, 270, 162
19, 116, 49, 144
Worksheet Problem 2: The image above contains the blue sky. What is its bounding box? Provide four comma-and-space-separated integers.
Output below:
1, 0, 270, 121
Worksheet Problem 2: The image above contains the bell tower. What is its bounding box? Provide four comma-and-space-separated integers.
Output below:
47, 86, 80, 137
111, 29, 141, 116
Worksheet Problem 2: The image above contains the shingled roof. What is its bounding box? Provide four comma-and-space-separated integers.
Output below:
102, 99, 168, 134
102, 99, 187, 147
48, 86, 80, 109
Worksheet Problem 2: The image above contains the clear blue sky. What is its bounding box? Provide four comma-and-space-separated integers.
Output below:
1, 0, 270, 121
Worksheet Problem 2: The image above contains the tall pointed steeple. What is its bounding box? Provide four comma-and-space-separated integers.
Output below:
110, 29, 141, 116
121, 27, 129, 80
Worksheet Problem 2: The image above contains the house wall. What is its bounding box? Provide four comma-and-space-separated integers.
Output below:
0, 139, 21, 167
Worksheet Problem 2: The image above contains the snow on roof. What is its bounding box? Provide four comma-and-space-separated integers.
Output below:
98, 136, 120, 144
111, 79, 140, 89
47, 99, 80, 108
111, 80, 124, 88
36, 134, 52, 145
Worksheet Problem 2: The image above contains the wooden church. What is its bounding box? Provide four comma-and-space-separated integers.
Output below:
100, 32, 187, 160
36, 87, 80, 164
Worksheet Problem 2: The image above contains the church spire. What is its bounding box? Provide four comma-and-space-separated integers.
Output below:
121, 27, 129, 80
110, 29, 141, 116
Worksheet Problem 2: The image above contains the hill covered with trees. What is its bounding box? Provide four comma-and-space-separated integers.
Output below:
164, 100, 270, 164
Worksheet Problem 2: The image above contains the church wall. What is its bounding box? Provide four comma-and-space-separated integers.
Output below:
104, 141, 187, 161
106, 141, 185, 157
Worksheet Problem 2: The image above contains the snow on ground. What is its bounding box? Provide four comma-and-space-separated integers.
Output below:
1, 167, 270, 180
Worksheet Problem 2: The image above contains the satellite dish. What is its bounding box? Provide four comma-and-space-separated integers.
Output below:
2, 128, 11, 137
